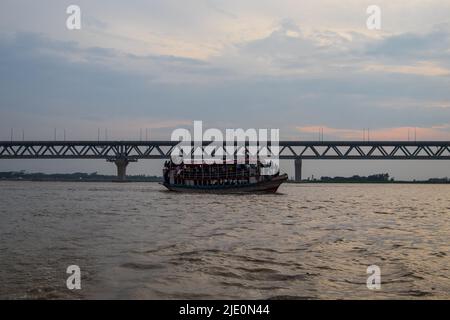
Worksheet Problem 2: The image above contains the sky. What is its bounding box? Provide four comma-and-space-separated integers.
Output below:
1, 0, 450, 179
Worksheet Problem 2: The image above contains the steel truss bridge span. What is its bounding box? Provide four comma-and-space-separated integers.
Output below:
1, 140, 449, 180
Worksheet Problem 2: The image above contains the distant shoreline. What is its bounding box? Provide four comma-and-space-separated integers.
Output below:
1, 171, 449, 184
287, 180, 450, 184
0, 178, 161, 183
0, 171, 162, 183
1, 178, 449, 184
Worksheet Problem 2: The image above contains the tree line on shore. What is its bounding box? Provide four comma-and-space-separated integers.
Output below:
295, 173, 449, 183
1, 171, 448, 183
0, 171, 162, 182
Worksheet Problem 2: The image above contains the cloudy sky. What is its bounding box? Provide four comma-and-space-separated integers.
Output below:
1, 0, 450, 179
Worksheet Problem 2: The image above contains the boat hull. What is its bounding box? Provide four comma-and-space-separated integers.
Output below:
162, 174, 288, 194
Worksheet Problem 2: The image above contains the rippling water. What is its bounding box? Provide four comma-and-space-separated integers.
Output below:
0, 181, 449, 299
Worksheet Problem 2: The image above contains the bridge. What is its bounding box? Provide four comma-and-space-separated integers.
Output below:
1, 140, 449, 181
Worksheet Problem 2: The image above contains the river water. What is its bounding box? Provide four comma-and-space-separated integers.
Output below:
0, 181, 449, 299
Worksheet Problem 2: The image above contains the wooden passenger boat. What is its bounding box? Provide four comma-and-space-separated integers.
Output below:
162, 161, 287, 193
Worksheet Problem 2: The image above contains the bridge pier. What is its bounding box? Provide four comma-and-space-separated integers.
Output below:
294, 158, 302, 182
114, 159, 129, 181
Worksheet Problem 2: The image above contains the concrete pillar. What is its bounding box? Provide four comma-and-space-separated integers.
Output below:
294, 158, 302, 182
114, 159, 129, 181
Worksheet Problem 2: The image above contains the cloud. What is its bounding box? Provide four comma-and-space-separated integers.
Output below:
1, 18, 450, 142
213, 20, 450, 79
364, 61, 450, 77
212, 18, 365, 76
1, 30, 450, 141
365, 25, 450, 59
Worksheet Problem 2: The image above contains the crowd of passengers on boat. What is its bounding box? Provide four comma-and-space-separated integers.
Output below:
163, 161, 278, 186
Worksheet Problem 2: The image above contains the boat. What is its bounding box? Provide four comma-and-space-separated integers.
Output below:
162, 160, 287, 193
